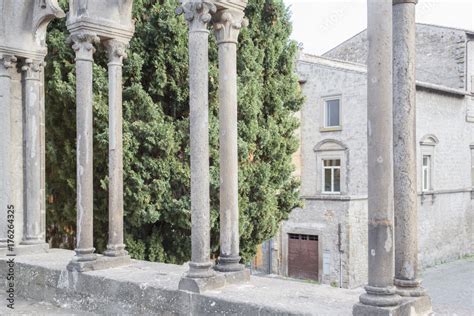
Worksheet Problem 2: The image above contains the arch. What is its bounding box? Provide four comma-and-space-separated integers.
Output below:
420, 134, 439, 146
313, 139, 347, 152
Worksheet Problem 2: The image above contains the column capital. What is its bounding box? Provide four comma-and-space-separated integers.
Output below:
177, 0, 216, 32
212, 8, 247, 44
68, 32, 100, 62
393, 0, 417, 4
0, 55, 18, 70
104, 39, 129, 66
22, 59, 44, 80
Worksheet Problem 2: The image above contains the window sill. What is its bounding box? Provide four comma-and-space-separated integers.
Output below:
302, 194, 350, 201
320, 126, 342, 132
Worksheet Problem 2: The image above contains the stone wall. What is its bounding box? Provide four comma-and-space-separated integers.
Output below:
416, 89, 474, 267
323, 24, 469, 90
273, 50, 473, 289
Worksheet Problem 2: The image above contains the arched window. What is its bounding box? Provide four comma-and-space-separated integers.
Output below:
420, 134, 439, 192
314, 139, 348, 194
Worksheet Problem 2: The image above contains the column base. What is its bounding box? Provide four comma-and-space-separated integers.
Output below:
0, 243, 49, 256
178, 274, 226, 293
215, 255, 244, 272
359, 286, 401, 307
67, 254, 131, 272
104, 244, 128, 257
20, 238, 46, 245
179, 267, 250, 293
394, 278, 427, 297
353, 295, 432, 316
216, 268, 250, 285
186, 261, 215, 278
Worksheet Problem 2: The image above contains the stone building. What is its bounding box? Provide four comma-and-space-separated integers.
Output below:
255, 24, 474, 289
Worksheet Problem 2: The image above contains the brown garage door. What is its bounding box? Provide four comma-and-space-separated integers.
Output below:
288, 233, 318, 281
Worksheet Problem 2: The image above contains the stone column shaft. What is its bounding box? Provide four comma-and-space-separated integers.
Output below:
359, 0, 400, 308
0, 56, 16, 248
393, 0, 425, 296
21, 59, 44, 245
178, 0, 216, 278
71, 33, 99, 262
213, 9, 246, 272
104, 40, 128, 257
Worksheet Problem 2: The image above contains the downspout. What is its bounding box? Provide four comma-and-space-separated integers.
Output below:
269, 239, 273, 274
337, 223, 344, 288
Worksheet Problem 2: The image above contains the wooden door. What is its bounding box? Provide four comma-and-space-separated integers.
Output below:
288, 233, 319, 281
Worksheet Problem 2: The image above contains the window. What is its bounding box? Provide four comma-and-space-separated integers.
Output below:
324, 98, 341, 128
322, 159, 341, 193
420, 135, 438, 192
422, 155, 431, 192
470, 145, 474, 188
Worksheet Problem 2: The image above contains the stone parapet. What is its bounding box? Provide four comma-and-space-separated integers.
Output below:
1, 249, 362, 315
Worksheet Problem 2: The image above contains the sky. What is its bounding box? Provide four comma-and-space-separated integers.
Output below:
283, 0, 474, 55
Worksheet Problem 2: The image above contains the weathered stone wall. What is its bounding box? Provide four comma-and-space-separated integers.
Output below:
275, 49, 473, 289
347, 199, 368, 288
416, 89, 474, 267
323, 24, 469, 90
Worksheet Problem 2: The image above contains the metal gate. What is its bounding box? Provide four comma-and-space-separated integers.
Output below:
288, 233, 319, 281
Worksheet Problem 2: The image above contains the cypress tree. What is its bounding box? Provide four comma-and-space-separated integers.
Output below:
45, 0, 303, 263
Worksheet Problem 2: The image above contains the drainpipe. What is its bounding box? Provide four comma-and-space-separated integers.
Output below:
269, 239, 273, 274
337, 223, 344, 288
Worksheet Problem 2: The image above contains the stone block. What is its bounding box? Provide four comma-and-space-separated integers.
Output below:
353, 296, 432, 316
67, 254, 132, 272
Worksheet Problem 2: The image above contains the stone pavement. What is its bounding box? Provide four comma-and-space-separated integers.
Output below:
421, 257, 474, 316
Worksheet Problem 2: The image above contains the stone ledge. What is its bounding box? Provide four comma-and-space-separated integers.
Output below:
0, 249, 362, 315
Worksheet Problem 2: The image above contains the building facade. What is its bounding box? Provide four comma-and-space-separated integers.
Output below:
255, 24, 474, 289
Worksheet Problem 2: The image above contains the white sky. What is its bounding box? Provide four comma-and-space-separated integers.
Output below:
284, 0, 474, 55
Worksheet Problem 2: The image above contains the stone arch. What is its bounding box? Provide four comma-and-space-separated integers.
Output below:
420, 134, 439, 146
313, 139, 348, 152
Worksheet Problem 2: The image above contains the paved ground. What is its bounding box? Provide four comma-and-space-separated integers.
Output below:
421, 257, 474, 316
0, 257, 471, 315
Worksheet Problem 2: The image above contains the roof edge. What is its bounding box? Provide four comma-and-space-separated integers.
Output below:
298, 53, 470, 97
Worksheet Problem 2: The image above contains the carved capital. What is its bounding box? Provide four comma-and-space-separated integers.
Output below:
212, 8, 247, 44
0, 55, 18, 70
22, 59, 44, 80
176, 0, 216, 32
104, 40, 129, 66
68, 32, 100, 62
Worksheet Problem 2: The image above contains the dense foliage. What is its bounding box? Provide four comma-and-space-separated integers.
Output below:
45, 0, 303, 264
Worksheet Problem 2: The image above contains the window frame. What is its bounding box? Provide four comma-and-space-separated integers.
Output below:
419, 134, 438, 193
321, 95, 342, 132
314, 139, 348, 196
422, 155, 431, 192
322, 159, 341, 194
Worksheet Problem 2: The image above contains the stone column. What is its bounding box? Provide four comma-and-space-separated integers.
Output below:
177, 0, 216, 279
21, 59, 44, 245
69, 33, 100, 264
0, 55, 17, 248
104, 39, 128, 257
356, 0, 400, 310
393, 0, 425, 297
213, 8, 246, 272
